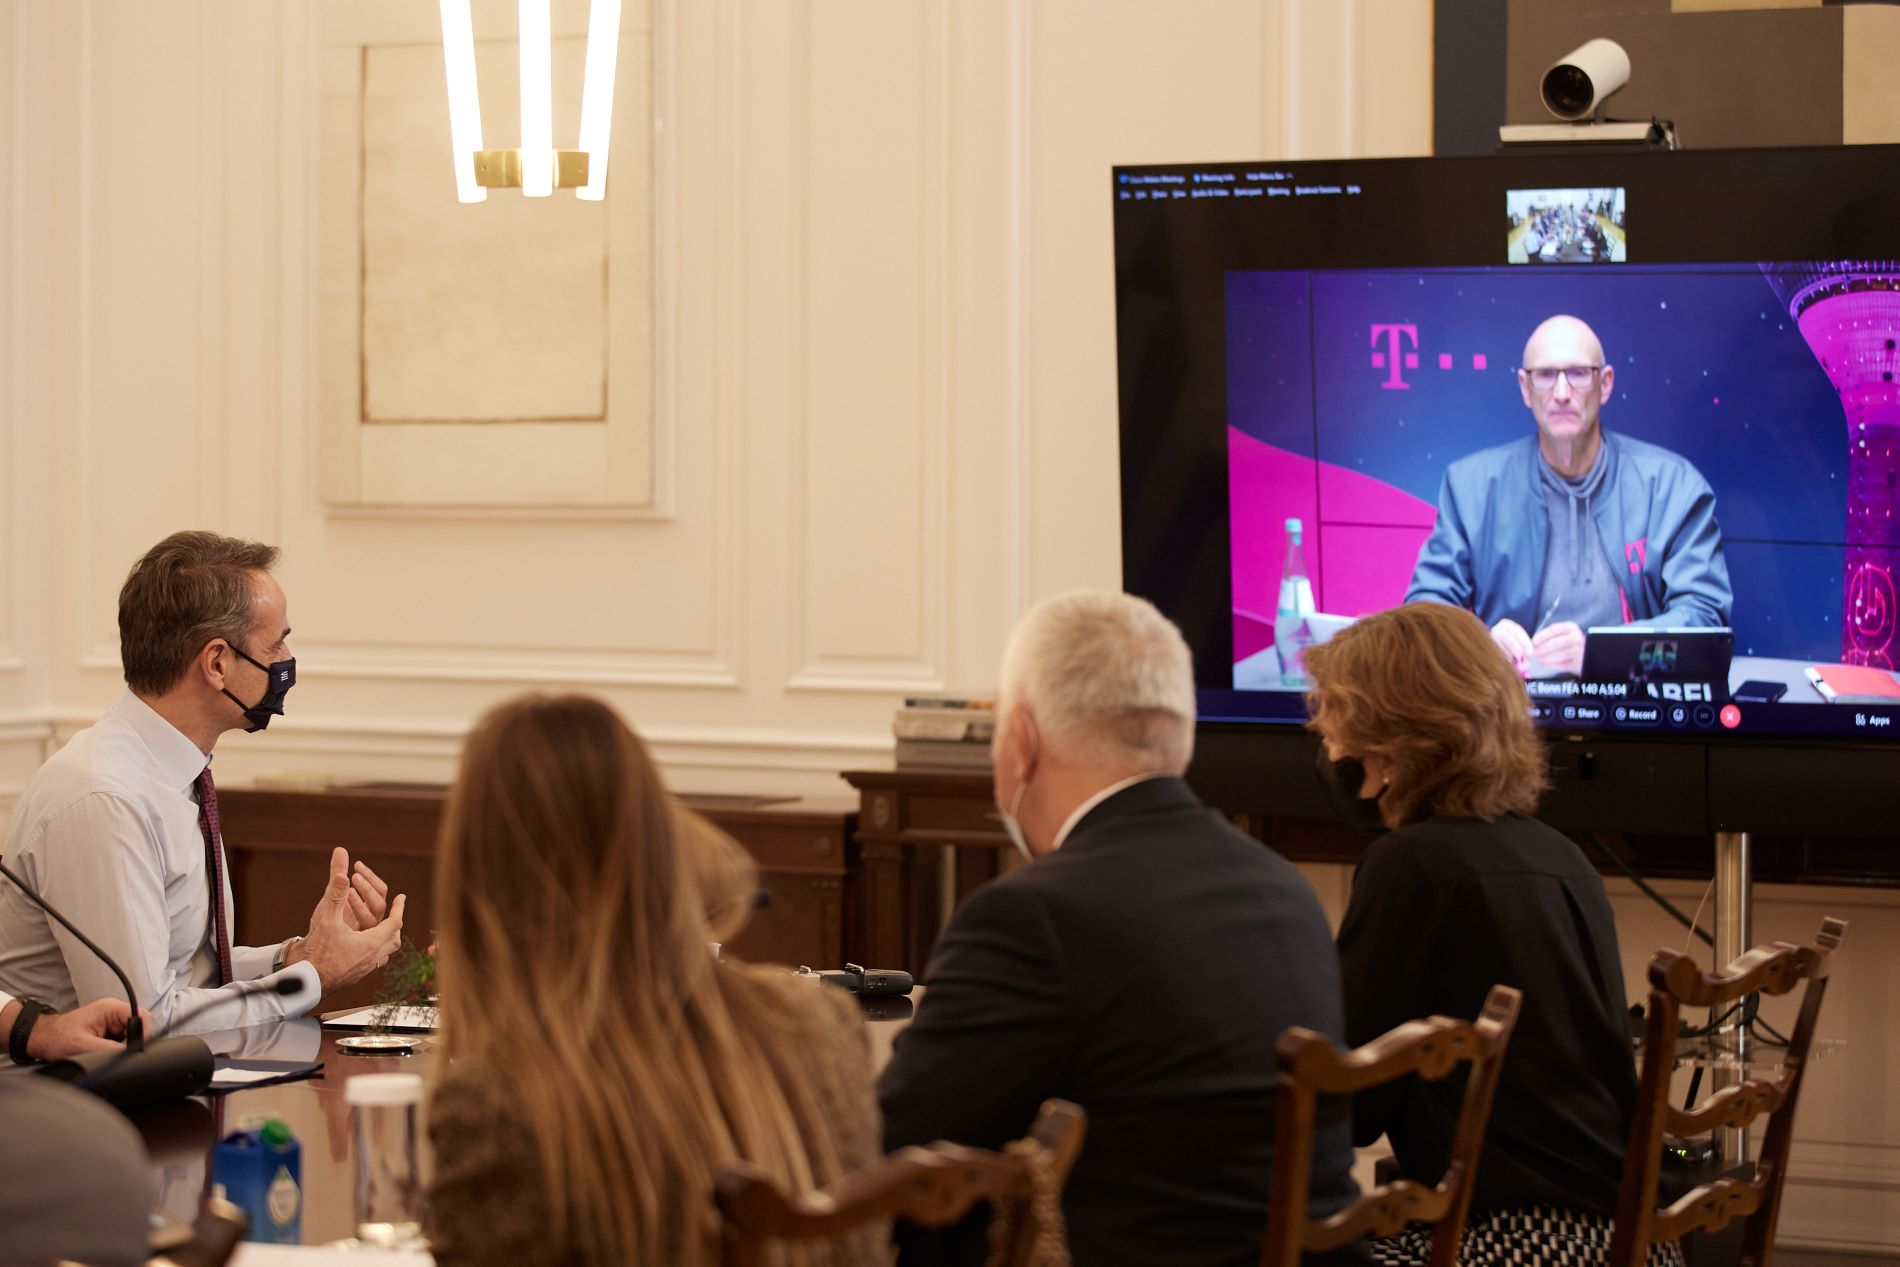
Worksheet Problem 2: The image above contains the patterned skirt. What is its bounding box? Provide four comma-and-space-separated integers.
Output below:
1364, 1204, 1686, 1267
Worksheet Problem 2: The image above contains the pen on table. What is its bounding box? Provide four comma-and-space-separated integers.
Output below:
1534, 594, 1562, 636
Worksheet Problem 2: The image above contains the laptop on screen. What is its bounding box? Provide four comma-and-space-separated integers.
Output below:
1580, 627, 1735, 703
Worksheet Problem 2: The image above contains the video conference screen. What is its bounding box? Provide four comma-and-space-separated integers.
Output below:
1113, 146, 1900, 740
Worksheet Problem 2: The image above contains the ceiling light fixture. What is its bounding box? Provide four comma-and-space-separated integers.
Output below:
437, 0, 622, 202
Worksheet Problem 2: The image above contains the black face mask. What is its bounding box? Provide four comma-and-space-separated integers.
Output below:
1314, 748, 1388, 833
223, 645, 296, 733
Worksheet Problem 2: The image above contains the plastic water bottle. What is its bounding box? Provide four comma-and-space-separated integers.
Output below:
213, 1116, 302, 1244
1275, 517, 1317, 687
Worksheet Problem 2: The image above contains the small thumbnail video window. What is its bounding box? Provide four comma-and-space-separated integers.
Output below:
1506, 187, 1626, 264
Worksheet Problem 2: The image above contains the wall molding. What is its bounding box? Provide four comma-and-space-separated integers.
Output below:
1006, 0, 1031, 624
1786, 1139, 1900, 1191
43, 709, 889, 783
73, 1, 100, 672
0, 0, 19, 672
0, 717, 54, 747
296, 646, 739, 690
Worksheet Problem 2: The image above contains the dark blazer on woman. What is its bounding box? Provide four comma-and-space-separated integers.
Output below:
1337, 813, 1636, 1216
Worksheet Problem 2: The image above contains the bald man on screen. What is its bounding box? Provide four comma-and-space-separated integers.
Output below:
1405, 315, 1732, 676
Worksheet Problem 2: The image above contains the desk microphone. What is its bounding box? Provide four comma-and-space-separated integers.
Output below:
0, 854, 269, 1109
36, 976, 306, 1111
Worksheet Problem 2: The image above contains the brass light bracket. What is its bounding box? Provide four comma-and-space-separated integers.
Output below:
472, 148, 591, 189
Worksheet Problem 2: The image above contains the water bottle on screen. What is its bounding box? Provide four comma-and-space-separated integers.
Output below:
1275, 517, 1316, 687
348, 1072, 427, 1249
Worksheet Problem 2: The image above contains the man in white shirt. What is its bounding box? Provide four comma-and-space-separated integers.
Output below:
0, 530, 406, 1048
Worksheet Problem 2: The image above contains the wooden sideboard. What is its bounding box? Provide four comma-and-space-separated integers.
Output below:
224, 767, 1900, 1006
842, 769, 1010, 973
218, 785, 858, 1011
837, 763, 1900, 977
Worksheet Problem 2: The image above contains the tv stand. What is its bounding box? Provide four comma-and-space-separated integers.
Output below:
1713, 829, 1752, 1164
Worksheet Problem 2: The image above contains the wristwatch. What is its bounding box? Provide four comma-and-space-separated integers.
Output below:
274, 936, 304, 973
8, 996, 53, 1065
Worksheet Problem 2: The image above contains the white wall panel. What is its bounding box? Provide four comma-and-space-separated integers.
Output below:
11, 1, 88, 717
791, 0, 942, 684
0, 0, 27, 691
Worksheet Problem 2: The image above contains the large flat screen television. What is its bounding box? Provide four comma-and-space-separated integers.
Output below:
1114, 145, 1900, 746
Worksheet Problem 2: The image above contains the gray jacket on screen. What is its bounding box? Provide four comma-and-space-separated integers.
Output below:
1405, 431, 1732, 630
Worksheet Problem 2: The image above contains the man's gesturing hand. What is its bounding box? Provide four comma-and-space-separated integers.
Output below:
344, 860, 391, 931
301, 847, 406, 994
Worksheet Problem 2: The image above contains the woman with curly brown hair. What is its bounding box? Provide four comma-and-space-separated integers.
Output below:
425, 693, 885, 1267
1304, 603, 1676, 1267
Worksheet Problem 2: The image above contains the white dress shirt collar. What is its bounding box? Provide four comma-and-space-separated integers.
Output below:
1048, 771, 1172, 853
111, 689, 211, 791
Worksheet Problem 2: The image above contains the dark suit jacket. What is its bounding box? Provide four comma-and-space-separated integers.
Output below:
877, 776, 1359, 1267
1337, 814, 1636, 1217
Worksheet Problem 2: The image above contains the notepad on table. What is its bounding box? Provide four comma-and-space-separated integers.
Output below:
1804, 664, 1900, 704
232, 1245, 434, 1265
320, 1004, 438, 1032
211, 1059, 324, 1091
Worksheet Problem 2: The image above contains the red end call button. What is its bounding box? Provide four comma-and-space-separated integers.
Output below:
1719, 704, 1742, 730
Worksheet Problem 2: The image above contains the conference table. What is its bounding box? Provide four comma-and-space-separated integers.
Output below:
138, 993, 918, 1251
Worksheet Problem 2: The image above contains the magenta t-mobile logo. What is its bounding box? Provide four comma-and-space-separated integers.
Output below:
1370, 324, 1489, 390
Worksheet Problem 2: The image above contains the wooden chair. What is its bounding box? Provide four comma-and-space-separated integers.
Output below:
1608, 916, 1847, 1267
1261, 983, 1523, 1267
715, 1098, 1087, 1267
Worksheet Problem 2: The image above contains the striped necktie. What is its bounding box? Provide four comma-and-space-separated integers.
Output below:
193, 766, 235, 986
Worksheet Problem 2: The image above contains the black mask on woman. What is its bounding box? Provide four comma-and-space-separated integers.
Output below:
1314, 749, 1388, 833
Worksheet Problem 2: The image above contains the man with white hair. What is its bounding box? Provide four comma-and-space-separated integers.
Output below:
878, 590, 1359, 1267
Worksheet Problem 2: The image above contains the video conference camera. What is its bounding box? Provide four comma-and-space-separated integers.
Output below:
1541, 38, 1631, 122
1500, 37, 1672, 152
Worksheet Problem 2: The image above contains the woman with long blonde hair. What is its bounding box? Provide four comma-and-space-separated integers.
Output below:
426, 693, 884, 1266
